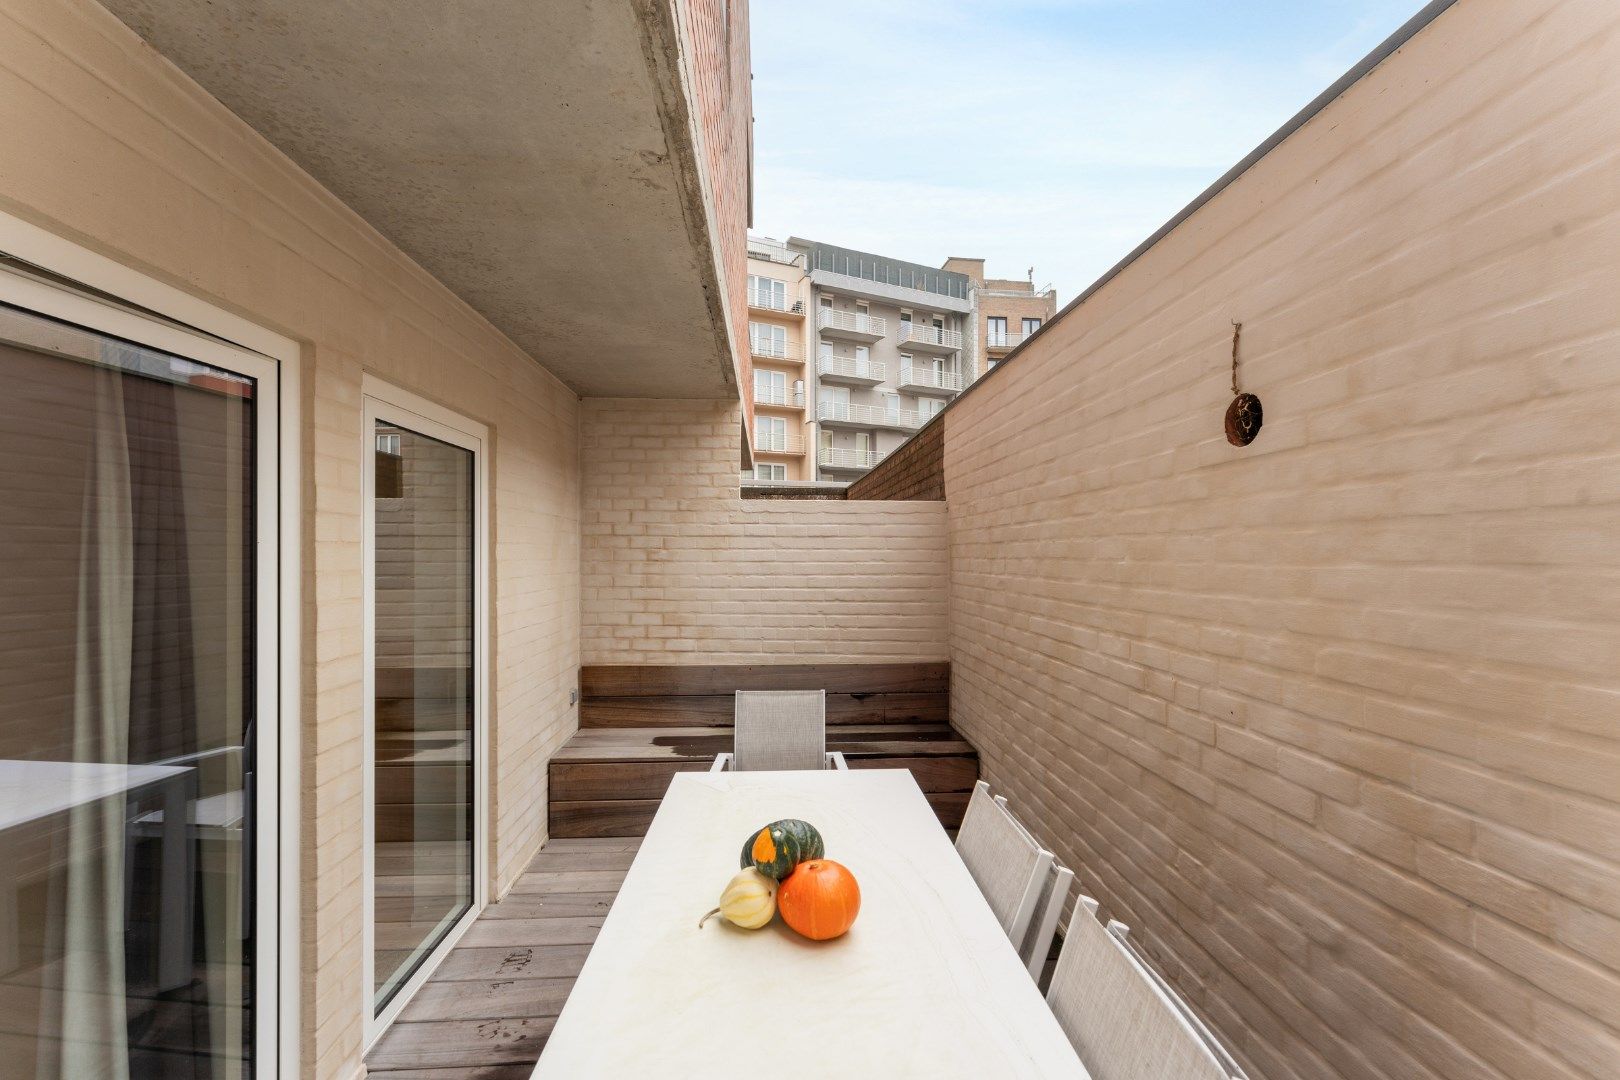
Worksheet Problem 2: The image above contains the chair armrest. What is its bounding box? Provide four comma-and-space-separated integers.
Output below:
826, 751, 848, 771
710, 753, 732, 773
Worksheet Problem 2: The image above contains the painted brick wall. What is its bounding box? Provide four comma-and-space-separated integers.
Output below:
582, 399, 949, 663
0, 3, 581, 1076
945, 2, 1620, 1078
846, 413, 946, 501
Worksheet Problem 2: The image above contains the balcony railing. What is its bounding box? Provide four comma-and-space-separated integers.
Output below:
748, 286, 800, 313
816, 400, 920, 431
817, 446, 883, 470
897, 323, 963, 351
753, 384, 805, 408
816, 355, 886, 384
754, 432, 805, 454
749, 337, 803, 361
817, 309, 887, 339
898, 365, 965, 394
986, 331, 1028, 352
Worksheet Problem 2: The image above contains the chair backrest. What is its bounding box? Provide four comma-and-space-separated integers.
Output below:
989, 793, 1074, 980
1046, 897, 1238, 1080
732, 690, 827, 771
955, 781, 1053, 945
1020, 859, 1074, 980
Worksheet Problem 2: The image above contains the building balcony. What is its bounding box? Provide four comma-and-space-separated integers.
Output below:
897, 364, 965, 396
753, 384, 805, 409
817, 308, 887, 342
817, 355, 886, 387
816, 446, 883, 473
816, 400, 920, 432
753, 432, 806, 455
748, 286, 802, 314
749, 337, 803, 362
897, 323, 963, 354
986, 332, 1028, 355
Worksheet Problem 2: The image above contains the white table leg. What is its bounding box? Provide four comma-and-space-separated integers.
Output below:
155, 772, 193, 990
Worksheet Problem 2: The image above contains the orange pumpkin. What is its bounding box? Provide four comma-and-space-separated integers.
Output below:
777, 859, 861, 941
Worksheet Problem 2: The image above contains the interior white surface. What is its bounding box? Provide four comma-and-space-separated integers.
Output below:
535, 769, 1090, 1078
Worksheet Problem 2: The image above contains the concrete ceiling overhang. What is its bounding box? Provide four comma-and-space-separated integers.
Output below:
103, 0, 737, 398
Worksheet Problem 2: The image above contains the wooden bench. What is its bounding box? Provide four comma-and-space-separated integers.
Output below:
549, 663, 978, 837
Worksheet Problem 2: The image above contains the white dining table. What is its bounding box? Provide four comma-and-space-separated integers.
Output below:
533, 769, 1091, 1078
0, 759, 193, 979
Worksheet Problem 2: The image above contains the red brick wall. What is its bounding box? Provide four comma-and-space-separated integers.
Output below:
847, 414, 946, 501
675, 0, 752, 422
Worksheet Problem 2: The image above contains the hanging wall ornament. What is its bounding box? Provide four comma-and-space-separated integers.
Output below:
1224, 321, 1262, 446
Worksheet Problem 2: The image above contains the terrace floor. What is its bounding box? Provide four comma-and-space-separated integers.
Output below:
365, 837, 636, 1079
366, 824, 1064, 1079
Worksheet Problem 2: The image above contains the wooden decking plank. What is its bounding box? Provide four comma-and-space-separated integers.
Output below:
365, 1018, 553, 1071
519, 847, 639, 871
480, 891, 617, 920
427, 944, 592, 982
397, 977, 574, 1023
457, 916, 604, 949
506, 869, 629, 893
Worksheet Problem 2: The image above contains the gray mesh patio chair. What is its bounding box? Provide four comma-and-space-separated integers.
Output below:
710, 689, 847, 772
1046, 897, 1247, 1080
991, 793, 1076, 981
954, 781, 1053, 946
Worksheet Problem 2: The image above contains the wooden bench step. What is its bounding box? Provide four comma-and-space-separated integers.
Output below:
581, 691, 946, 728
551, 791, 971, 839
551, 663, 975, 839
582, 662, 949, 697
550, 755, 978, 802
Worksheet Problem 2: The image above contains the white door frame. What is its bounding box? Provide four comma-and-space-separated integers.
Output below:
0, 208, 302, 1077
360, 376, 491, 1050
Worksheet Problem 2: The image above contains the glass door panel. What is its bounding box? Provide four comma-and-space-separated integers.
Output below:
0, 301, 260, 1079
369, 420, 475, 1015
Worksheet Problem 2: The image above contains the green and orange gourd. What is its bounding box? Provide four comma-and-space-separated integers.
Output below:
740, 818, 824, 880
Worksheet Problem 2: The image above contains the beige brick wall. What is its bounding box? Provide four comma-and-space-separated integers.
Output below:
0, 2, 581, 1076
945, 2, 1620, 1078
582, 399, 948, 663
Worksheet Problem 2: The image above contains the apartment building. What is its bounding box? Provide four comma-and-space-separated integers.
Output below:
797, 239, 974, 481
743, 238, 1060, 483
745, 236, 812, 479
943, 257, 1059, 371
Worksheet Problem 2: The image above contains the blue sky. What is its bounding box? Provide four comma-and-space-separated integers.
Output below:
749, 0, 1431, 300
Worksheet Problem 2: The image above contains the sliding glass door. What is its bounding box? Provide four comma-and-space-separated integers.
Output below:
363, 386, 485, 1041
0, 286, 277, 1079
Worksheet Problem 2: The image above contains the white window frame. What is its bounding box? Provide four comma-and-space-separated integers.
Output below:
1022, 317, 1042, 336
0, 208, 303, 1076
360, 377, 492, 1050
754, 463, 787, 481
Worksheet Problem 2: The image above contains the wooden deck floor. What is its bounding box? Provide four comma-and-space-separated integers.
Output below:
365, 831, 1060, 1078
365, 837, 639, 1080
